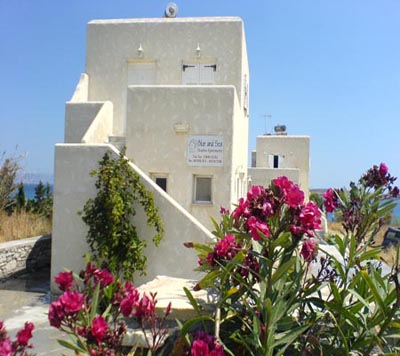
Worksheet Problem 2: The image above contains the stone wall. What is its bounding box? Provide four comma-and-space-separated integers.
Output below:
0, 235, 51, 280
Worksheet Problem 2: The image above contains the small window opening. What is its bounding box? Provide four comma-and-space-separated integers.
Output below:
194, 176, 212, 204
273, 155, 279, 168
155, 177, 167, 192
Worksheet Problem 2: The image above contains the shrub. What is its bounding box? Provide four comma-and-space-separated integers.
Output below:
80, 149, 164, 280
0, 152, 21, 212
182, 164, 400, 355
49, 261, 171, 355
0, 320, 35, 355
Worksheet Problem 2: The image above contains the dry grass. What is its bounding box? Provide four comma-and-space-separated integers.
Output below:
0, 211, 52, 243
327, 221, 395, 266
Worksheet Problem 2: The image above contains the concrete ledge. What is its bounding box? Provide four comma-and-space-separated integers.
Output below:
137, 275, 215, 321
0, 235, 51, 280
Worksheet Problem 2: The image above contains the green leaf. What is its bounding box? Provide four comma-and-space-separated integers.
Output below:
359, 247, 382, 262
360, 269, 387, 317
325, 298, 364, 329
273, 325, 310, 353
271, 258, 295, 284
89, 282, 101, 323
183, 287, 202, 315
57, 339, 87, 353
180, 315, 215, 337
271, 232, 292, 249
196, 269, 220, 290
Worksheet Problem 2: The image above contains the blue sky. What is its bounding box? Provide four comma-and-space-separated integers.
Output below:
0, 0, 399, 188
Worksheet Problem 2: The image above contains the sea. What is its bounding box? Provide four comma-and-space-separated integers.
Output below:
326, 198, 400, 225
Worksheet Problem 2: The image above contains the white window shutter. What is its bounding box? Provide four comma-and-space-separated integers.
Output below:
182, 63, 199, 84
199, 64, 215, 84
128, 63, 156, 85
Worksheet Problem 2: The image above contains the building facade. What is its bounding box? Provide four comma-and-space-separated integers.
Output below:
249, 134, 310, 198
52, 16, 250, 288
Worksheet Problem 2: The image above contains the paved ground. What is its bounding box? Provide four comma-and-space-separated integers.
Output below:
0, 269, 73, 355
0, 270, 205, 355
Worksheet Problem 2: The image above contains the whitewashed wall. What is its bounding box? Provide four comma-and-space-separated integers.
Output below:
86, 17, 248, 136
51, 144, 214, 291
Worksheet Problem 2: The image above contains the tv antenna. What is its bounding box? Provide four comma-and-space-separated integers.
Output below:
261, 114, 272, 135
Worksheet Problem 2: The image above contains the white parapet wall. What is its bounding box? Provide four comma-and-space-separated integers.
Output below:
64, 101, 113, 144
51, 144, 214, 291
248, 168, 300, 189
70, 73, 89, 103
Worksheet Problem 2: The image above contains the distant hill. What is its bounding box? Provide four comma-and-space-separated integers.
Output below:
21, 173, 54, 185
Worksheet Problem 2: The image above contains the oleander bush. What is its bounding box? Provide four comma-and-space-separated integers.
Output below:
48, 260, 171, 356
182, 163, 400, 355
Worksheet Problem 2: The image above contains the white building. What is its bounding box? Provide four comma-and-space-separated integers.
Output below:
248, 131, 310, 198
52, 15, 250, 288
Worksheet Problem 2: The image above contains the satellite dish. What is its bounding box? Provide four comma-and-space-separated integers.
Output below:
164, 3, 178, 18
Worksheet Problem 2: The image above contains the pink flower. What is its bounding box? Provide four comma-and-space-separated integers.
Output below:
247, 216, 270, 240
323, 188, 338, 213
379, 162, 388, 176
273, 176, 292, 192
165, 302, 172, 317
94, 268, 114, 287
91, 316, 108, 344
273, 177, 304, 208
299, 202, 321, 233
219, 206, 229, 215
54, 271, 74, 291
134, 293, 156, 319
261, 201, 274, 217
124, 281, 137, 294
120, 295, 134, 317
120, 285, 139, 317
0, 338, 12, 356
247, 185, 265, 201
285, 185, 305, 208
16, 322, 34, 347
233, 198, 250, 220
48, 300, 64, 328
290, 202, 321, 237
120, 289, 139, 317
59, 291, 84, 314
191, 339, 209, 356
215, 235, 239, 259
301, 239, 318, 262
210, 344, 224, 356
205, 252, 216, 266
191, 331, 224, 356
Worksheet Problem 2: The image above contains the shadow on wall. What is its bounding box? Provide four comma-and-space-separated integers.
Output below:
0, 234, 52, 283
26, 234, 52, 272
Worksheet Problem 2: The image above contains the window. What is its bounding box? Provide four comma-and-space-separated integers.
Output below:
151, 173, 167, 192
273, 155, 279, 168
268, 154, 284, 169
182, 62, 216, 85
193, 176, 212, 204
155, 177, 167, 192
127, 62, 156, 85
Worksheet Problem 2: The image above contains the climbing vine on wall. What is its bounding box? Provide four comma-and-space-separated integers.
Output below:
81, 149, 164, 280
